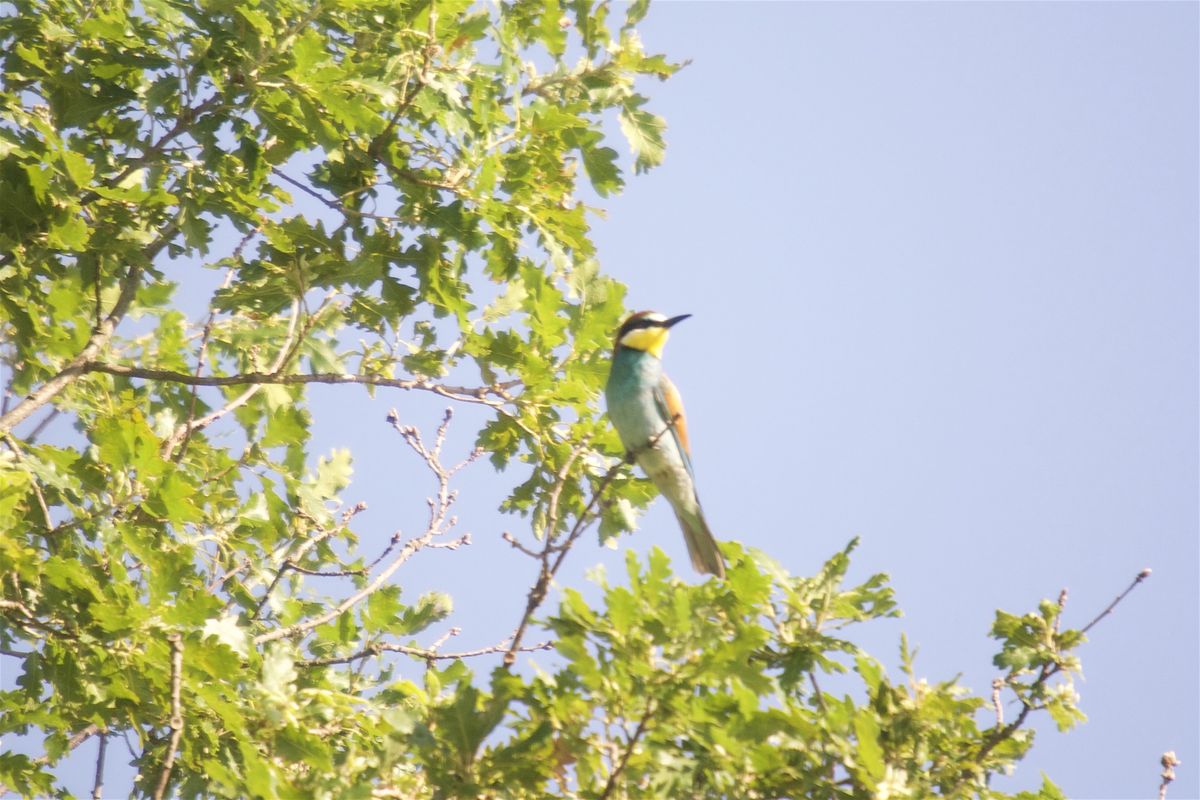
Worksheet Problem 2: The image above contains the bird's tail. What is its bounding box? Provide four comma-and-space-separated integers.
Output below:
675, 507, 726, 579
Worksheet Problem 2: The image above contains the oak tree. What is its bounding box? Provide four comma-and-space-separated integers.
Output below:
0, 1, 1140, 797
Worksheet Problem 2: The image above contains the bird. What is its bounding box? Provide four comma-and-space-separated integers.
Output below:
605, 311, 726, 579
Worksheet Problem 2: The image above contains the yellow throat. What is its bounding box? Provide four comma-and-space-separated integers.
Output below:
619, 326, 670, 358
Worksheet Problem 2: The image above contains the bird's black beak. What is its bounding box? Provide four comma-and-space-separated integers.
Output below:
664, 314, 692, 328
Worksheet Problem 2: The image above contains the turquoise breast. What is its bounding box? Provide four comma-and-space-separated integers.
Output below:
605, 347, 663, 452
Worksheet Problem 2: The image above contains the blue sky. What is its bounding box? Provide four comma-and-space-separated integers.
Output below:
14, 2, 1197, 798
590, 3, 1197, 796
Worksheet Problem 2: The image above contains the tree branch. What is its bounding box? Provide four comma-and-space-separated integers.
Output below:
23, 408, 60, 445
0, 723, 103, 799
0, 212, 185, 435
151, 633, 184, 800
954, 568, 1153, 792
83, 362, 518, 408
299, 632, 554, 668
1081, 567, 1151, 634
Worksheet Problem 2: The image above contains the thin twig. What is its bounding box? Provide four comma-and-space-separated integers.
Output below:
97, 95, 223, 203
151, 633, 185, 800
502, 459, 622, 667
272, 169, 406, 224
300, 635, 553, 669
0, 96, 220, 271
365, 0, 436, 163
1081, 567, 1151, 634
501, 530, 542, 558
5, 720, 103, 791
545, 443, 586, 538
207, 558, 251, 594
93, 256, 103, 331
255, 412, 475, 645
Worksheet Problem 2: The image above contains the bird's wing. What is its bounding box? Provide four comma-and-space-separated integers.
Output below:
654, 373, 695, 476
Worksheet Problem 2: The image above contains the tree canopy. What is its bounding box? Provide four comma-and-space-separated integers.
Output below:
0, 1, 1138, 798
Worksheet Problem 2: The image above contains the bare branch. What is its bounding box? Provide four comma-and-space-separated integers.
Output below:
1081, 567, 1151, 635
502, 530, 543, 559
299, 632, 553, 669
151, 633, 185, 800
84, 362, 517, 408
255, 412, 474, 645
428, 626, 461, 652
426, 532, 471, 549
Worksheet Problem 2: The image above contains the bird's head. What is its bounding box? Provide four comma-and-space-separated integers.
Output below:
614, 311, 692, 359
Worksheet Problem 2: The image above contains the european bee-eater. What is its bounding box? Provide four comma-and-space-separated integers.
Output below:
605, 311, 726, 579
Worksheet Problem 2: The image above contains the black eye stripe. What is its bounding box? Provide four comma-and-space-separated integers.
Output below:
618, 317, 665, 336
